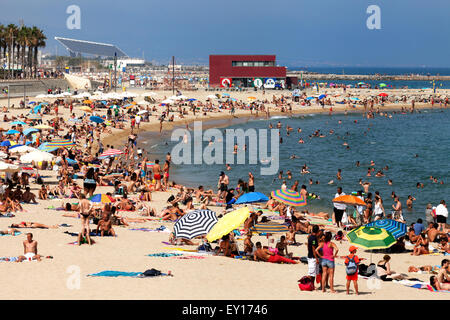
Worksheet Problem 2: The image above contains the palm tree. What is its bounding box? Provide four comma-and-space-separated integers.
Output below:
5, 24, 19, 78
30, 26, 46, 78
0, 24, 6, 77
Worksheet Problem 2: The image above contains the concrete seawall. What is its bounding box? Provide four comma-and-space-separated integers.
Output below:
0, 78, 70, 98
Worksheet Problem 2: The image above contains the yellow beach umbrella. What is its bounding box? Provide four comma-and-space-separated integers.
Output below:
83, 100, 93, 104
80, 106, 93, 113
33, 124, 53, 130
131, 101, 137, 105
206, 207, 250, 242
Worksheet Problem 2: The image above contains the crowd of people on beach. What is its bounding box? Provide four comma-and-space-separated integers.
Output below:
0, 86, 448, 297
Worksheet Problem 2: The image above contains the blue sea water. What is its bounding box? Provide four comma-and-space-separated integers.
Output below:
140, 108, 450, 225
290, 66, 450, 89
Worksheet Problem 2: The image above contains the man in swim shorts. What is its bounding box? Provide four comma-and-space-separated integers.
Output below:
17, 233, 41, 262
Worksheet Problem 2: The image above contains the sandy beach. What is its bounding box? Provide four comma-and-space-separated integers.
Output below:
0, 87, 449, 300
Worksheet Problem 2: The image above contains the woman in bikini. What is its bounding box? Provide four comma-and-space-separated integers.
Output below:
412, 233, 430, 256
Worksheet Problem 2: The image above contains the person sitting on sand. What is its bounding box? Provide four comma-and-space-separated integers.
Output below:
411, 233, 429, 256
437, 259, 450, 284
276, 235, 293, 259
117, 194, 135, 211
438, 237, 450, 253
17, 233, 41, 262
22, 187, 37, 204
244, 232, 254, 256
138, 189, 152, 202
286, 225, 297, 244
376, 255, 407, 281
426, 223, 447, 243
244, 212, 257, 233
10, 222, 58, 229
38, 184, 48, 200
96, 214, 115, 237
215, 234, 233, 257
253, 241, 297, 264
160, 202, 184, 221
407, 226, 420, 244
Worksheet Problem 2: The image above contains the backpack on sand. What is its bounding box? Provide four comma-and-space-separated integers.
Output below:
346, 256, 358, 275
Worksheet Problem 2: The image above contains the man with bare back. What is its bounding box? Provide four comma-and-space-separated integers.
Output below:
78, 193, 93, 246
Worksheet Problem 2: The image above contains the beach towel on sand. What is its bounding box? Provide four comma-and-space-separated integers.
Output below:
0, 213, 15, 218
147, 253, 183, 257
130, 226, 170, 233
87, 269, 170, 278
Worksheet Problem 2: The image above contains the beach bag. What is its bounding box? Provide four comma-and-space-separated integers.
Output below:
346, 256, 358, 275
298, 276, 314, 291
142, 268, 162, 277
341, 211, 348, 224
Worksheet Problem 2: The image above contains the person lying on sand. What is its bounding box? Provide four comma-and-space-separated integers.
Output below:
10, 222, 58, 229
168, 232, 197, 246
253, 241, 298, 264
0, 228, 19, 235
116, 194, 135, 211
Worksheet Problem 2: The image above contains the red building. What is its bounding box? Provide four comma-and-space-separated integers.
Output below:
209, 55, 288, 88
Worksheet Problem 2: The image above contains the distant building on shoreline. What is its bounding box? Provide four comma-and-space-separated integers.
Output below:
209, 55, 297, 89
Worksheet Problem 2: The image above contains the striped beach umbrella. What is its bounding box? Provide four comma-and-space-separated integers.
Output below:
47, 139, 75, 148
146, 162, 156, 168
250, 222, 289, 234
99, 149, 124, 158
89, 194, 116, 203
365, 219, 407, 239
173, 209, 218, 240
206, 207, 250, 242
332, 195, 366, 207
346, 226, 396, 250
271, 189, 307, 207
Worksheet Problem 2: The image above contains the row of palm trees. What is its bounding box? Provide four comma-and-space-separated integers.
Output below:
0, 23, 46, 79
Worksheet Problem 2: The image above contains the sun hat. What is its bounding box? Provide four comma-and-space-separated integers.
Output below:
349, 245, 358, 253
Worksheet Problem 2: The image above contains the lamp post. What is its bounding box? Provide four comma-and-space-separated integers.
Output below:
114, 52, 117, 92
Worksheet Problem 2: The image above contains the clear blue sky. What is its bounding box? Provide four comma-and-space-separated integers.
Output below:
2, 0, 449, 67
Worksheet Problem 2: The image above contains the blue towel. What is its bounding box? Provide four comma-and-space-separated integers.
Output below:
87, 271, 142, 277
147, 253, 182, 257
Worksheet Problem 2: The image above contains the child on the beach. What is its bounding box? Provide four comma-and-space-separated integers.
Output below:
345, 246, 360, 295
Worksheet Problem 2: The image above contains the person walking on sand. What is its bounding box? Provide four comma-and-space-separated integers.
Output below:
78, 194, 93, 246
153, 160, 162, 191
315, 232, 338, 293
435, 200, 448, 232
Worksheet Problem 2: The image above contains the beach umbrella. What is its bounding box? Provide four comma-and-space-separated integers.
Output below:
0, 161, 20, 173
173, 209, 218, 239
38, 142, 58, 153
0, 141, 11, 147
379, 83, 387, 88
27, 114, 42, 120
23, 128, 39, 136
33, 124, 53, 130
318, 94, 326, 99
271, 189, 307, 207
306, 97, 315, 100
137, 110, 148, 115
378, 93, 388, 97
11, 121, 27, 126
83, 100, 93, 104
222, 93, 230, 97
250, 222, 289, 234
365, 219, 407, 239
332, 194, 366, 207
187, 98, 197, 101
206, 207, 250, 242
28, 101, 36, 105
99, 149, 124, 158
80, 106, 93, 113
9, 145, 37, 154
20, 150, 54, 163
235, 192, 269, 205
90, 116, 104, 124
206, 95, 217, 99
248, 96, 257, 100
89, 194, 115, 203
5, 130, 20, 135
161, 99, 174, 104
346, 226, 396, 250
47, 139, 75, 148
350, 97, 360, 101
